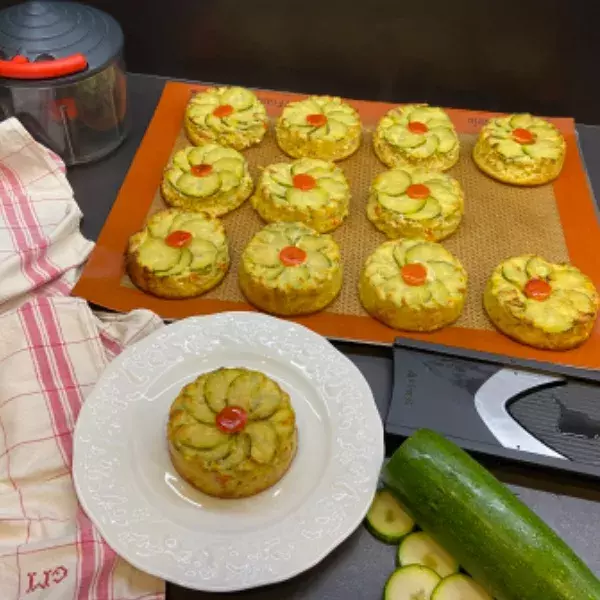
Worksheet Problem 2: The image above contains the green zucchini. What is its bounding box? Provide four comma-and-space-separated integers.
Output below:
383, 429, 600, 600
365, 489, 415, 543
384, 565, 440, 600
432, 574, 492, 600
398, 532, 459, 577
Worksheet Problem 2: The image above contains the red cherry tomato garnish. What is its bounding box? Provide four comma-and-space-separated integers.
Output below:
408, 121, 429, 134
306, 113, 328, 127
165, 230, 192, 247
213, 104, 234, 118
401, 263, 428, 286
191, 164, 213, 177
293, 173, 317, 191
512, 128, 535, 144
524, 278, 551, 301
216, 406, 248, 433
279, 246, 307, 266
406, 184, 430, 199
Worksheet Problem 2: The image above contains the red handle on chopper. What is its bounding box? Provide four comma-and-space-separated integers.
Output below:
0, 54, 87, 79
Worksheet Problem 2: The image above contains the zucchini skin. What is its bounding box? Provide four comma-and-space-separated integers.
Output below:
383, 429, 600, 600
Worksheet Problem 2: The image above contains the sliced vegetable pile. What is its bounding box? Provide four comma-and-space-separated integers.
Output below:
366, 429, 600, 600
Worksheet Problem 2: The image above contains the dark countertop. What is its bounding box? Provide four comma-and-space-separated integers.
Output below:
68, 73, 600, 599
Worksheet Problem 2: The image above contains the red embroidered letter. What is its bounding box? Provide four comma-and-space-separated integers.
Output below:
26, 571, 50, 593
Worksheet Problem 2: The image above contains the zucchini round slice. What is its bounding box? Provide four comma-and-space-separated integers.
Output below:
365, 489, 415, 544
431, 574, 492, 600
384, 565, 440, 600
398, 531, 459, 577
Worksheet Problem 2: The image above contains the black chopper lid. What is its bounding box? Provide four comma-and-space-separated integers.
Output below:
0, 1, 123, 82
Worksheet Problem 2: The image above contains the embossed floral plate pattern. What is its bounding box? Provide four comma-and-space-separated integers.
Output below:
73, 312, 384, 592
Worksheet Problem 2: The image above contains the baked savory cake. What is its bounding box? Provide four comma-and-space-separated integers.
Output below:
161, 144, 253, 217
473, 114, 566, 186
484, 255, 599, 350
360, 239, 467, 331
367, 167, 464, 241
373, 104, 459, 171
275, 96, 362, 161
184, 86, 268, 150
126, 209, 229, 299
239, 221, 342, 316
168, 367, 297, 498
251, 158, 350, 232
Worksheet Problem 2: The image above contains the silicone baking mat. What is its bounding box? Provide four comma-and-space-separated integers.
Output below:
73, 81, 600, 368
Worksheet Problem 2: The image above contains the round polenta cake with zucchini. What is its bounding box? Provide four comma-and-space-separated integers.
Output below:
360, 239, 467, 332
473, 114, 566, 185
184, 86, 268, 150
367, 167, 464, 241
252, 158, 350, 233
239, 222, 342, 316
161, 144, 253, 217
484, 255, 599, 350
126, 209, 229, 299
276, 95, 362, 161
373, 104, 459, 171
168, 367, 297, 498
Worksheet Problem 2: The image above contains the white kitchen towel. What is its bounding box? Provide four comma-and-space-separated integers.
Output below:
0, 117, 93, 312
0, 295, 166, 599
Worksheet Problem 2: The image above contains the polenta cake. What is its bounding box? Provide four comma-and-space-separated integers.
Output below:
184, 86, 268, 150
360, 239, 467, 331
484, 255, 599, 350
373, 104, 459, 171
168, 367, 297, 499
239, 222, 342, 316
126, 209, 229, 299
473, 114, 566, 185
161, 144, 253, 217
251, 158, 350, 233
275, 96, 362, 161
367, 167, 464, 241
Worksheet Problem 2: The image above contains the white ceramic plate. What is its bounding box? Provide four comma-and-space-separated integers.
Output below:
73, 312, 384, 592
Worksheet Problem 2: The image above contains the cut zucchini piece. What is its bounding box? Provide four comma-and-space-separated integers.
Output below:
385, 126, 427, 149
196, 441, 233, 462
550, 269, 587, 290
524, 301, 574, 334
212, 157, 244, 178
379, 193, 427, 215
216, 433, 251, 470
398, 532, 459, 578
326, 110, 356, 126
528, 124, 558, 141
278, 265, 310, 288
309, 123, 330, 140
410, 135, 439, 158
204, 146, 235, 163
287, 187, 328, 209
204, 368, 244, 413
177, 422, 228, 450
220, 87, 255, 110
306, 250, 331, 272
160, 248, 193, 276
526, 256, 553, 279
393, 245, 407, 268
228, 371, 263, 412
249, 378, 282, 420
510, 114, 534, 129
297, 235, 327, 252
184, 387, 216, 425
407, 197, 442, 221
327, 118, 347, 141
317, 177, 348, 197
431, 574, 492, 600
176, 172, 221, 197
523, 141, 561, 160
430, 127, 457, 153
219, 171, 241, 192
136, 238, 181, 271
406, 243, 453, 264
426, 118, 452, 130
247, 243, 281, 268
502, 260, 529, 287
189, 239, 217, 270
428, 261, 457, 282
557, 289, 596, 314
494, 139, 523, 158
365, 489, 415, 543
246, 421, 277, 464
271, 407, 296, 438
403, 285, 433, 306
173, 147, 193, 171
425, 182, 457, 206
410, 107, 446, 123
384, 565, 441, 600
375, 170, 412, 196
188, 146, 211, 164
148, 213, 177, 239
